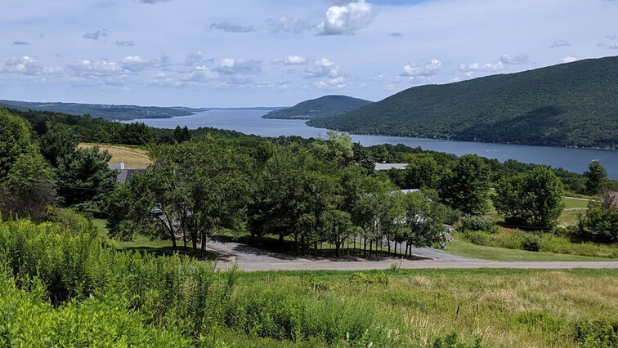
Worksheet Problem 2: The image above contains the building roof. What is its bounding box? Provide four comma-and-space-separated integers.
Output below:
116, 169, 147, 184
375, 163, 409, 171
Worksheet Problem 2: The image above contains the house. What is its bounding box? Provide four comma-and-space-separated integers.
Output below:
108, 162, 147, 184
375, 163, 409, 171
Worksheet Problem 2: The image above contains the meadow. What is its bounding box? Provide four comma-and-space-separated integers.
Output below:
2, 216, 618, 348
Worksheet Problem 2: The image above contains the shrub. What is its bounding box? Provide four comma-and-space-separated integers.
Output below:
575, 320, 618, 348
460, 215, 498, 233
522, 234, 542, 252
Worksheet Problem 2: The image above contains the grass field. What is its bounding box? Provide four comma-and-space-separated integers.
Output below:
230, 269, 618, 347
78, 143, 152, 169
444, 239, 614, 261
563, 197, 590, 210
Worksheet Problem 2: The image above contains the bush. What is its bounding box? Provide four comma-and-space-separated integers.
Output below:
522, 234, 542, 252
460, 215, 498, 233
575, 320, 618, 348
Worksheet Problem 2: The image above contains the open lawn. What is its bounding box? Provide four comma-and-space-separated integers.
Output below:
78, 143, 152, 169
444, 239, 614, 262
563, 197, 590, 210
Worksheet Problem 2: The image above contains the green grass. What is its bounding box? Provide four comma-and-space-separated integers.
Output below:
563, 197, 590, 210
444, 239, 614, 261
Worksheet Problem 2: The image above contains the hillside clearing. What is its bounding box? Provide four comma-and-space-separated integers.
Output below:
78, 143, 151, 169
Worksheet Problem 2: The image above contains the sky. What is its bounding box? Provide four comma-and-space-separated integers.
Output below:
1, 0, 617, 107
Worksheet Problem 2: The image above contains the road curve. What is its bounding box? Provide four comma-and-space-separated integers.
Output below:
206, 239, 618, 272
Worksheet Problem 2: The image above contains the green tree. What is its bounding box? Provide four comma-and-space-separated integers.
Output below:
439, 155, 491, 215
109, 140, 250, 254
0, 109, 37, 180
577, 191, 618, 243
352, 142, 375, 174
584, 161, 607, 195
404, 156, 440, 189
55, 147, 118, 212
493, 167, 565, 228
39, 123, 79, 167
401, 191, 445, 253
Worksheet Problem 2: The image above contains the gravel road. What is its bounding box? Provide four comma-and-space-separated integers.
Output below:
205, 239, 618, 272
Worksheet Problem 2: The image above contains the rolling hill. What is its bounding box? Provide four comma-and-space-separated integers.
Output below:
0, 100, 197, 121
308, 56, 618, 148
263, 95, 372, 120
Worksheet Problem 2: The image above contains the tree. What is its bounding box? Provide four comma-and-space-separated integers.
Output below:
55, 147, 118, 212
0, 109, 37, 180
493, 167, 565, 228
1, 152, 56, 222
404, 156, 440, 189
39, 123, 79, 167
401, 192, 444, 254
439, 155, 491, 215
173, 126, 192, 144
584, 161, 607, 195
109, 140, 250, 254
352, 142, 375, 174
577, 191, 618, 243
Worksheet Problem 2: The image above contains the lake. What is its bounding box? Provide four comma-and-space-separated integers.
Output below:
125, 109, 618, 179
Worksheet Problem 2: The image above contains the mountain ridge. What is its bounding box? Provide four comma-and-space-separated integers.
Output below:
308, 56, 618, 149
263, 95, 372, 120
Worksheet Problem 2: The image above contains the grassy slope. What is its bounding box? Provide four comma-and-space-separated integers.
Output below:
79, 143, 152, 169
263, 95, 372, 120
234, 269, 618, 348
444, 240, 613, 261
310, 56, 618, 148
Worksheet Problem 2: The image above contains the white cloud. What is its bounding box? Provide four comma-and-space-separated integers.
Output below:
549, 40, 570, 48
389, 32, 402, 38
266, 16, 310, 34
210, 22, 254, 33
304, 58, 340, 78
400, 59, 442, 77
182, 65, 219, 82
120, 56, 156, 72
500, 54, 530, 65
608, 43, 618, 50
597, 43, 607, 47
67, 59, 123, 77
184, 51, 212, 67
316, 76, 347, 89
214, 58, 262, 75
562, 56, 578, 63
284, 55, 306, 65
317, 0, 374, 35
459, 62, 505, 72
13, 41, 29, 46
0, 56, 40, 75
83, 30, 108, 40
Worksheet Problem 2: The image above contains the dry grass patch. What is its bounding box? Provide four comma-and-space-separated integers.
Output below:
78, 143, 152, 169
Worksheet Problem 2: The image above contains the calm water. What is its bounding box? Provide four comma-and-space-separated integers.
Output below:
125, 110, 618, 179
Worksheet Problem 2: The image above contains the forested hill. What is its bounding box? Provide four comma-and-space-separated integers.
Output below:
308, 56, 618, 148
0, 99, 197, 120
263, 95, 372, 120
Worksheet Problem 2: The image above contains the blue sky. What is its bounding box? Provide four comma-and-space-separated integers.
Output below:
1, 0, 617, 107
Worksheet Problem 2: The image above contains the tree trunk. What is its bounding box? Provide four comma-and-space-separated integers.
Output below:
200, 232, 206, 258
394, 242, 397, 256
335, 241, 340, 257
363, 238, 367, 257
279, 234, 284, 245
369, 240, 373, 258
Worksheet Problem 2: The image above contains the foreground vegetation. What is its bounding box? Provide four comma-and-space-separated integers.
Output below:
1, 216, 618, 347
